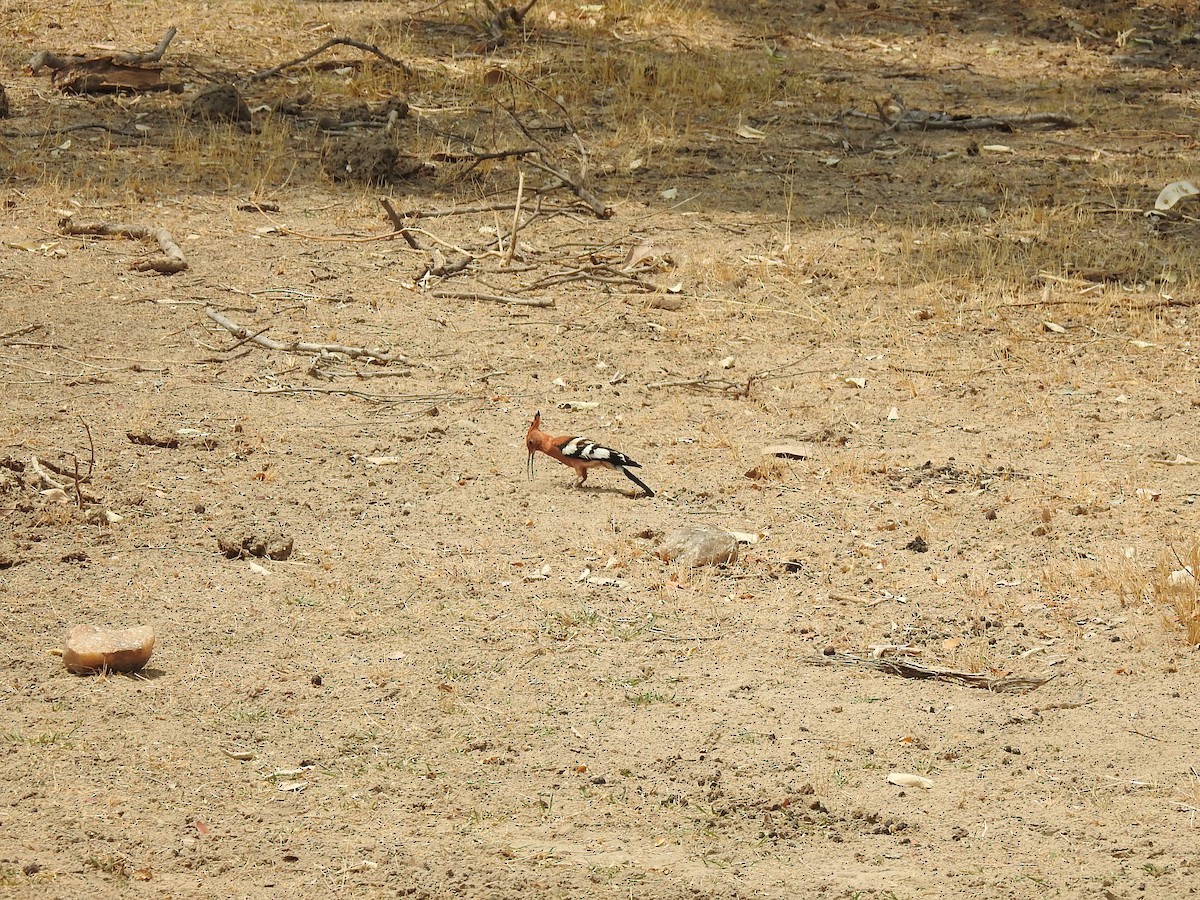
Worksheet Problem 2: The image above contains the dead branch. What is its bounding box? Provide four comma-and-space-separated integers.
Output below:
77, 415, 96, 483
119, 26, 177, 64
430, 289, 553, 307
504, 170, 525, 267
378, 197, 422, 249
424, 253, 474, 279
247, 38, 413, 82
225, 385, 454, 407
59, 218, 186, 274
430, 145, 540, 165
526, 155, 612, 219
479, 0, 540, 49
853, 105, 1077, 132
28, 27, 175, 74
34, 456, 92, 485
408, 202, 521, 219
53, 59, 174, 95
520, 262, 657, 293
0, 123, 146, 139
0, 324, 44, 344
27, 51, 85, 75
646, 375, 746, 394
204, 307, 414, 365
807, 652, 1055, 693
30, 456, 67, 491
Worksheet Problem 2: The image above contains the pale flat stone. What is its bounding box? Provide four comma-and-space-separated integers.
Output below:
62, 624, 155, 674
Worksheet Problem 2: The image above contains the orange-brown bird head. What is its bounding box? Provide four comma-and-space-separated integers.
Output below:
526, 411, 542, 479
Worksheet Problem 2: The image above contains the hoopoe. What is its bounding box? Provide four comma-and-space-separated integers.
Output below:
525, 411, 655, 497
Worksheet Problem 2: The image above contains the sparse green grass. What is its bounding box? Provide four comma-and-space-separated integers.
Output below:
2, 729, 77, 748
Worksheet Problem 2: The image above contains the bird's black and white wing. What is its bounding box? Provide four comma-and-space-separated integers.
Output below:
559, 437, 654, 496
558, 437, 642, 470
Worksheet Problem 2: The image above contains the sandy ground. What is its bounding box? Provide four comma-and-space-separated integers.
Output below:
4, 1, 1200, 897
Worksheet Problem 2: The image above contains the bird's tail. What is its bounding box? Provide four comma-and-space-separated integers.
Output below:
620, 466, 655, 497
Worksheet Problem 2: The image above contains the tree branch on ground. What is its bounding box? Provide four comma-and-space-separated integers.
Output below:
204, 307, 414, 365
28, 26, 177, 74
246, 38, 413, 82
59, 218, 187, 274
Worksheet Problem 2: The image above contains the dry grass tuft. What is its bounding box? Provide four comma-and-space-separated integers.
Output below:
1153, 541, 1200, 646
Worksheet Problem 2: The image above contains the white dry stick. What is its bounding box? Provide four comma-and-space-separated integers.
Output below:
504, 169, 524, 268
204, 307, 414, 365
30, 456, 66, 490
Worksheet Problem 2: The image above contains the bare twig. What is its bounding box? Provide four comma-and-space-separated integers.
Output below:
59, 218, 186, 274
219, 326, 273, 354
378, 196, 422, 249
526, 155, 612, 218
204, 307, 414, 365
520, 262, 657, 293
0, 123, 146, 139
807, 652, 1055, 693
646, 375, 744, 393
117, 26, 177, 64
0, 324, 43, 343
32, 456, 92, 485
407, 202, 521, 219
850, 106, 1078, 132
431, 145, 541, 164
71, 455, 83, 509
430, 289, 553, 307
247, 37, 413, 82
479, 0, 540, 48
224, 385, 454, 407
505, 170, 525, 267
77, 415, 95, 483
30, 456, 66, 491
425, 254, 474, 279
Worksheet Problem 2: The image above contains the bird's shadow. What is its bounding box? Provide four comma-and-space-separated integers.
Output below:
576, 485, 652, 499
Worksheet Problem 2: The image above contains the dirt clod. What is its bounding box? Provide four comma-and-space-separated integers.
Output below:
217, 528, 294, 560
187, 83, 251, 124
323, 133, 426, 184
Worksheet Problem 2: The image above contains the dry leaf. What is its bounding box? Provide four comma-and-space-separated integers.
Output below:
887, 772, 933, 789
1154, 180, 1200, 212
622, 240, 677, 272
